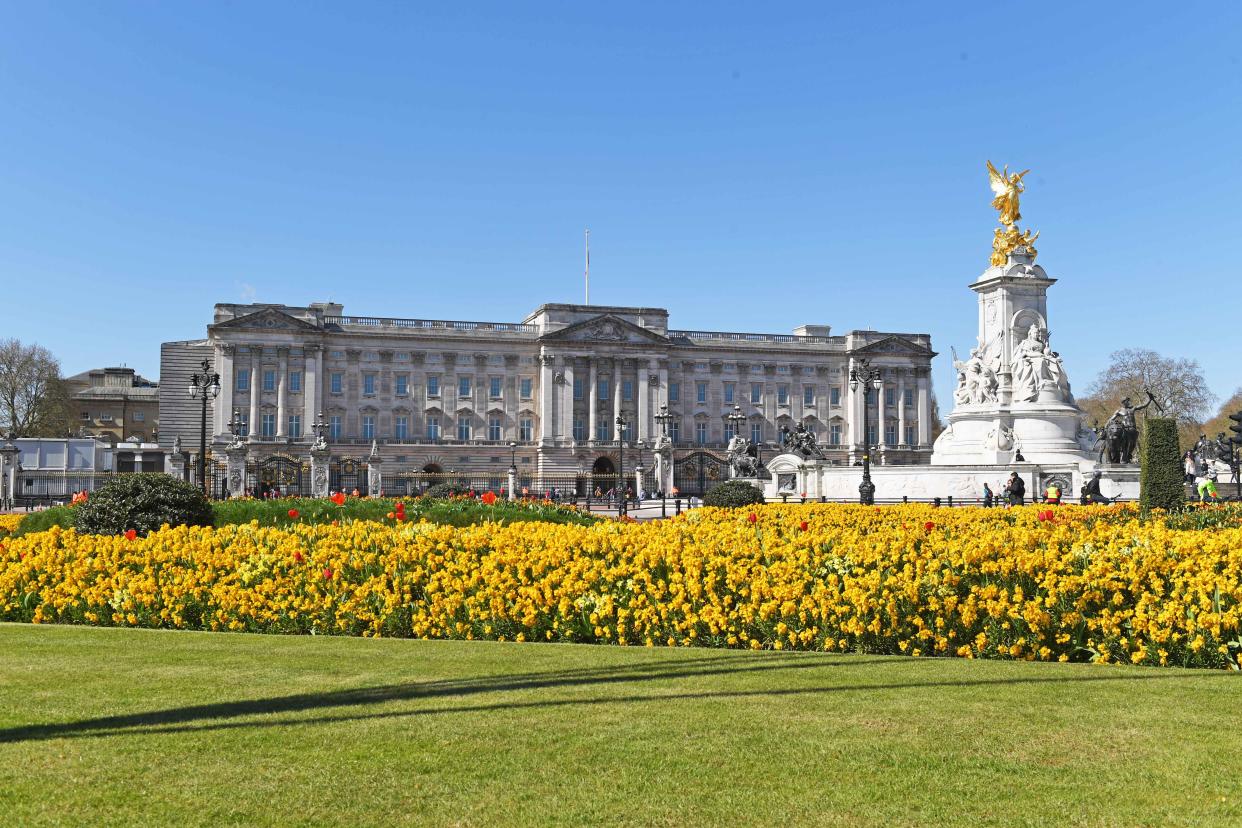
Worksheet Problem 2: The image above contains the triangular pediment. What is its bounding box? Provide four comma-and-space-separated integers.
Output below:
539, 314, 669, 344
211, 309, 320, 332
852, 335, 936, 357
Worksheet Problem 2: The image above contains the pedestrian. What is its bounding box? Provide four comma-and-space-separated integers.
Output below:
1183, 450, 1197, 484
982, 482, 993, 508
1197, 468, 1219, 502
1082, 471, 1110, 505
1003, 472, 1026, 506
1043, 480, 1062, 505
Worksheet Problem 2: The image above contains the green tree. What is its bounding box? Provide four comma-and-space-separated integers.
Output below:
0, 338, 72, 437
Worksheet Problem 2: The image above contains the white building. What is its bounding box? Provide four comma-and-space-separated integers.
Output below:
159, 301, 935, 495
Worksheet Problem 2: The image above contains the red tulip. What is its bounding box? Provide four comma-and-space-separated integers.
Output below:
288, 508, 299, 519
323, 568, 333, 580
481, 491, 497, 506
124, 529, 137, 541
331, 520, 340, 527
747, 513, 758, 524
923, 521, 935, 533
386, 512, 395, 519
395, 502, 405, 511
330, 492, 346, 506
799, 520, 809, 532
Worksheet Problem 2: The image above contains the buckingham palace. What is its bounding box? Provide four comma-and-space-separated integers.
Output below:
159, 301, 935, 495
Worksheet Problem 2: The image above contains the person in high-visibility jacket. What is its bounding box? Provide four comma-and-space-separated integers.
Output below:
1044, 482, 1062, 504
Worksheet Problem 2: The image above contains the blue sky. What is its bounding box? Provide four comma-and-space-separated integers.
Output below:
2, 3, 1239, 407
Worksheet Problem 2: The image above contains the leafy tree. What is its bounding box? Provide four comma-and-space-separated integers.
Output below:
1199, 388, 1242, 444
0, 338, 72, 437
1078, 348, 1214, 449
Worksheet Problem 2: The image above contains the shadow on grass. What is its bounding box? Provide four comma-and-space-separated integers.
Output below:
0, 652, 1229, 744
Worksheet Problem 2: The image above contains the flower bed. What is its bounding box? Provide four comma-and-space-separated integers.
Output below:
2, 504, 1241, 668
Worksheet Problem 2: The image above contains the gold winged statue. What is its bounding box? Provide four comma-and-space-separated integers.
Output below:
986, 161, 1038, 266
986, 160, 1028, 228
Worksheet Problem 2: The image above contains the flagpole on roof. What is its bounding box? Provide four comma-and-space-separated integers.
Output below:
584, 228, 590, 305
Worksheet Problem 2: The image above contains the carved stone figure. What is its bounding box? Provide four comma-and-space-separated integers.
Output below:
173, 435, 183, 456
311, 430, 328, 452
225, 430, 247, 451
951, 344, 999, 406
780, 422, 826, 460
651, 433, 674, 493
1103, 392, 1154, 464
1010, 325, 1071, 404
726, 434, 760, 478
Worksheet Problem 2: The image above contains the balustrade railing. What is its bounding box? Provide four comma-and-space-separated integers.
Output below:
325, 316, 537, 333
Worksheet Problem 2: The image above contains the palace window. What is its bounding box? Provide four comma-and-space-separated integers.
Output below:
623, 380, 633, 402
804, 386, 815, 406
885, 388, 896, 406
830, 424, 842, 445
573, 417, 585, 442
668, 382, 680, 403
236, 369, 250, 392
520, 418, 533, 441
361, 416, 375, 440
696, 382, 707, 403
695, 421, 708, 445
521, 378, 533, 399
288, 415, 301, 438
263, 370, 276, 392
488, 416, 502, 441
885, 424, 897, 446
866, 425, 877, 446
724, 382, 734, 404
573, 378, 583, 400
669, 420, 681, 444
490, 377, 502, 399
777, 385, 789, 405
750, 423, 762, 445
724, 422, 736, 441
904, 388, 915, 406
329, 415, 341, 440
596, 417, 609, 441
426, 416, 440, 441
236, 412, 250, 437
751, 383, 762, 404
458, 376, 472, 398
394, 416, 408, 440
598, 378, 610, 401
289, 371, 302, 393
260, 413, 275, 438
363, 374, 376, 396
457, 416, 471, 441
905, 424, 917, 446
427, 376, 440, 397
395, 375, 408, 396
830, 387, 841, 406
330, 373, 343, 394
134, 411, 145, 422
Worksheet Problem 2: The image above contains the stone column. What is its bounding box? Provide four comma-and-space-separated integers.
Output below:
876, 372, 886, 448
248, 347, 261, 441
612, 360, 622, 440
588, 360, 598, 443
507, 466, 517, 501
225, 444, 248, 499
917, 369, 931, 446
897, 372, 907, 446
846, 360, 859, 448
276, 347, 289, 437
310, 443, 330, 498
634, 461, 645, 501
560, 356, 575, 442
539, 353, 556, 445
303, 345, 320, 436
216, 343, 234, 437
638, 359, 653, 441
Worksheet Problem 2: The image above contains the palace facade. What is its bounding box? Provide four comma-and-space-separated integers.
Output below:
159, 301, 935, 490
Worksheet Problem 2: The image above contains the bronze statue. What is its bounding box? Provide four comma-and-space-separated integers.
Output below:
1103, 391, 1155, 464
986, 161, 1039, 266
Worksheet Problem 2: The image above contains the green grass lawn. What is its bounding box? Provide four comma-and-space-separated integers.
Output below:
0, 625, 1238, 827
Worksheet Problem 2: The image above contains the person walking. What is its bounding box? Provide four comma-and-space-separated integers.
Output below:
982, 482, 994, 508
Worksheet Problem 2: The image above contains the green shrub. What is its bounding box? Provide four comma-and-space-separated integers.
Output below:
702, 480, 766, 508
13, 506, 77, 538
74, 474, 214, 536
1140, 417, 1185, 512
422, 482, 460, 499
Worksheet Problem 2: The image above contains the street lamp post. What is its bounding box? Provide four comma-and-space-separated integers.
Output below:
654, 404, 674, 516
849, 360, 884, 505
187, 358, 221, 496
507, 440, 518, 501
615, 411, 631, 517
634, 440, 645, 508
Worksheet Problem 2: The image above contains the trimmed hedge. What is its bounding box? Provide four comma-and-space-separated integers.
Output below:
1140, 417, 1185, 512
702, 480, 766, 508
73, 473, 214, 537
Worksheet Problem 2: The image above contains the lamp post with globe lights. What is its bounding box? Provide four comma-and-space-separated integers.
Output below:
849, 360, 884, 505
187, 359, 221, 495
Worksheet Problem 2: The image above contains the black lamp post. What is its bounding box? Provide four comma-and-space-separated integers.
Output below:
849, 360, 883, 505
615, 411, 631, 517
188, 358, 221, 495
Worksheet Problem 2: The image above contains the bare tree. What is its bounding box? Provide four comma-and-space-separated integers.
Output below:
1200, 388, 1242, 443
0, 338, 72, 437
1078, 348, 1215, 448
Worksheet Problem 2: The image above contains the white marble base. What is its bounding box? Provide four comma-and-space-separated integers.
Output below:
931, 401, 1090, 467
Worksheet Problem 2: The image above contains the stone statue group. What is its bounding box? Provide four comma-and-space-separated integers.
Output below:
1087, 392, 1157, 465
951, 324, 1073, 408
724, 422, 828, 479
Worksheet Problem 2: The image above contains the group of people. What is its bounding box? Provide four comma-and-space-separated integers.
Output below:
979, 470, 1112, 507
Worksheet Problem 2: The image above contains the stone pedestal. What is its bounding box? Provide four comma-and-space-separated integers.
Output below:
507, 467, 517, 501
367, 457, 383, 497
169, 452, 189, 483
310, 447, 330, 498
225, 446, 248, 499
